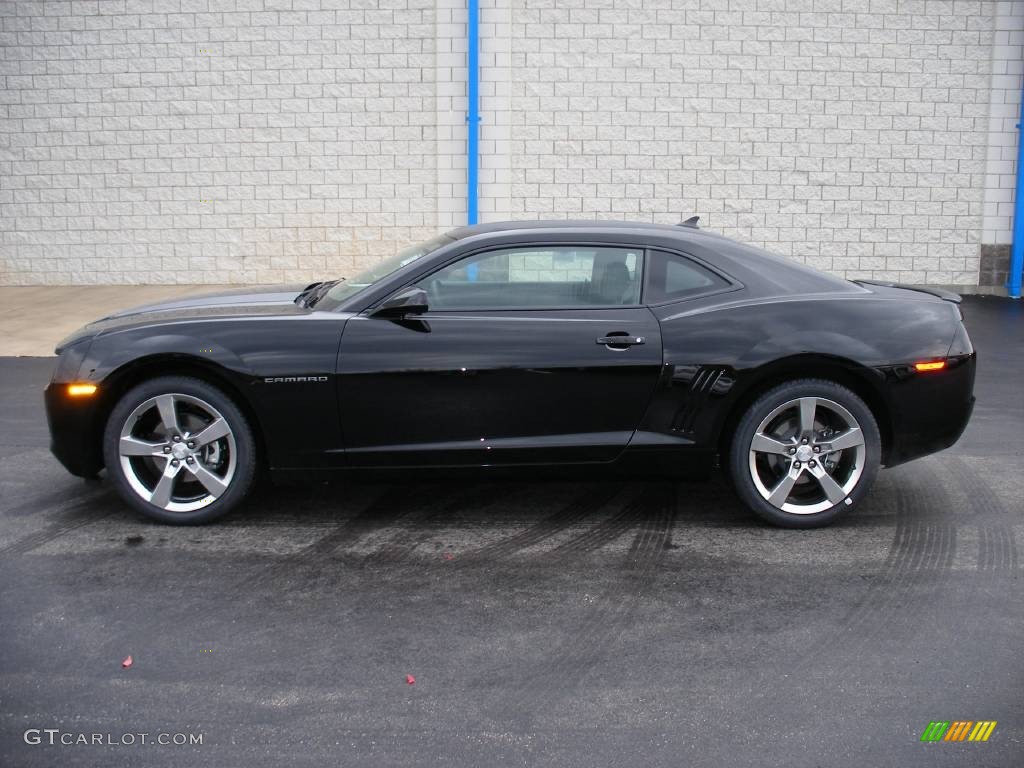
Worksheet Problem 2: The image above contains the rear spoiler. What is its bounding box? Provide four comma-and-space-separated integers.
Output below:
853, 279, 962, 304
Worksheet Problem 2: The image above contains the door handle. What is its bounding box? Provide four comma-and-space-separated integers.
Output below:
596, 335, 645, 347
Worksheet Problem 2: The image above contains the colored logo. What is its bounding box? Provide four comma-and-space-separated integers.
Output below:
921, 721, 997, 742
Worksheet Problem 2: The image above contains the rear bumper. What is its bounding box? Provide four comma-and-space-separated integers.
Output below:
45, 382, 104, 478
880, 352, 976, 466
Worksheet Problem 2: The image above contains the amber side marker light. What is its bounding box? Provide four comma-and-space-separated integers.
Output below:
67, 383, 98, 397
914, 360, 946, 372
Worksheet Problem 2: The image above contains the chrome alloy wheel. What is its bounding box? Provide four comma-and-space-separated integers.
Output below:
118, 393, 237, 513
747, 396, 867, 515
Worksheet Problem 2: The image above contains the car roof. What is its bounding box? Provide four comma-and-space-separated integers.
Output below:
447, 219, 725, 240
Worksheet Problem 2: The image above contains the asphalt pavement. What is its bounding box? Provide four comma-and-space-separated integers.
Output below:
0, 295, 1021, 767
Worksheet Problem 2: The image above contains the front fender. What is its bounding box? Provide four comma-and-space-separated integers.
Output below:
83, 332, 253, 384
80, 316, 346, 469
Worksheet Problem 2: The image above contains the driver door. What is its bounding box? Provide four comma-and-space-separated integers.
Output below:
336, 243, 663, 467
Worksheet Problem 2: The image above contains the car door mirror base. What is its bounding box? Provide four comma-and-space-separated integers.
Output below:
373, 287, 430, 317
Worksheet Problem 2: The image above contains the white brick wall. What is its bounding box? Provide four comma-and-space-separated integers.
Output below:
501, 0, 1003, 286
0, 0, 1019, 287
1, 0, 440, 284
981, 1, 1023, 246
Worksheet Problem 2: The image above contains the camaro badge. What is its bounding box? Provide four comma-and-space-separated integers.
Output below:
263, 376, 329, 383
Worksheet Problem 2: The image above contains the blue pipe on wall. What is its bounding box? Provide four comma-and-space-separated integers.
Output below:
467, 0, 480, 227
1008, 82, 1024, 299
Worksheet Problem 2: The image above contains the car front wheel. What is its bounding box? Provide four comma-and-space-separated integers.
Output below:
728, 379, 881, 528
102, 376, 257, 524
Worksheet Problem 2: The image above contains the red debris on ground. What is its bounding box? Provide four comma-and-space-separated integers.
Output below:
442, 553, 454, 561
122, 655, 133, 669
405, 674, 415, 685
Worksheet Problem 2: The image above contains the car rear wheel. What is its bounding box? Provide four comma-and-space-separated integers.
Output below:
102, 376, 257, 524
728, 379, 880, 528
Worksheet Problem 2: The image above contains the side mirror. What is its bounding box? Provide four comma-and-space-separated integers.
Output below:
372, 287, 429, 317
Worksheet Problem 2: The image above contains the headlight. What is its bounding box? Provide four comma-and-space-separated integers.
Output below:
51, 338, 93, 383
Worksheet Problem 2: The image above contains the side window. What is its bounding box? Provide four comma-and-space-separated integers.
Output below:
416, 246, 643, 310
643, 250, 730, 304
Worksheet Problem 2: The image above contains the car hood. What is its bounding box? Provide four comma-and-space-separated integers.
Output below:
99, 284, 307, 320
55, 284, 312, 352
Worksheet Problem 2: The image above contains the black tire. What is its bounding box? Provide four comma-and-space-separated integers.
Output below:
102, 376, 257, 524
728, 379, 881, 528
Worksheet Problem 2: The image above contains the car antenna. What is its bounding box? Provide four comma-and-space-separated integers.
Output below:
678, 216, 700, 228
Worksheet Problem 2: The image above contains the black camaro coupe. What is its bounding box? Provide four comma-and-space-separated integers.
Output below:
45, 220, 975, 527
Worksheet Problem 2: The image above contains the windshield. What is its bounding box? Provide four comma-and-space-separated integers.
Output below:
321, 234, 455, 305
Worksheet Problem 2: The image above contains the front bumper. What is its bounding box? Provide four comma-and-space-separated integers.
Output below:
45, 339, 105, 478
881, 352, 976, 466
45, 382, 105, 477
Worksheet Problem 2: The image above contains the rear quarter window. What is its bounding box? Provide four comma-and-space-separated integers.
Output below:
644, 250, 731, 304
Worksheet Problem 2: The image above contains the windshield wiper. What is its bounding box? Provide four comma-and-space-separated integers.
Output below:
302, 279, 342, 308
294, 281, 324, 307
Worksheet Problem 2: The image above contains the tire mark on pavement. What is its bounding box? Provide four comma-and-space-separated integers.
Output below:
362, 483, 514, 566
547, 487, 649, 557
251, 482, 435, 579
0, 481, 107, 517
978, 525, 1017, 574
803, 460, 956, 662
450, 482, 626, 565
94, 482, 423, 659
0, 488, 117, 555
943, 456, 1018, 578
457, 482, 647, 586
498, 483, 676, 720
847, 462, 956, 643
